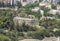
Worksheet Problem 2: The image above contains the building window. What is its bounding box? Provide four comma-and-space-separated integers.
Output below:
23, 0, 27, 2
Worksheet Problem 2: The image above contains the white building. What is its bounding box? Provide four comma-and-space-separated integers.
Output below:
10, 0, 17, 5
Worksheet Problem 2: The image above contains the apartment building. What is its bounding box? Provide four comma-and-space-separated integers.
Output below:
0, 0, 16, 6
0, 0, 60, 7
10, 0, 17, 5
0, 0, 10, 3
0, 0, 39, 7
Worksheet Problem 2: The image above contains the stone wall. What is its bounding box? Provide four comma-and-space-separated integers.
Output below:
20, 37, 60, 41
13, 17, 37, 26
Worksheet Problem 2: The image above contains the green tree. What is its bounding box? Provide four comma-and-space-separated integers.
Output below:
54, 12, 60, 19
0, 34, 11, 41
17, 1, 22, 8
51, 4, 57, 9
29, 29, 51, 40
39, 0, 43, 2
24, 1, 39, 9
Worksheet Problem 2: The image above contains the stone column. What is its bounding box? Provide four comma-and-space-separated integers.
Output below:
57, 37, 60, 41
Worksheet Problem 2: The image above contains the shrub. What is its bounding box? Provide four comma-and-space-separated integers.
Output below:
0, 34, 11, 41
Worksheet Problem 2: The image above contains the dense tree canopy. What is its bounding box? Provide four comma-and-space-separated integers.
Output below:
0, 1, 60, 40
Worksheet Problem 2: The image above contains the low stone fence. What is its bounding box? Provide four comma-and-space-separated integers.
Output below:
20, 37, 60, 41
13, 17, 38, 26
